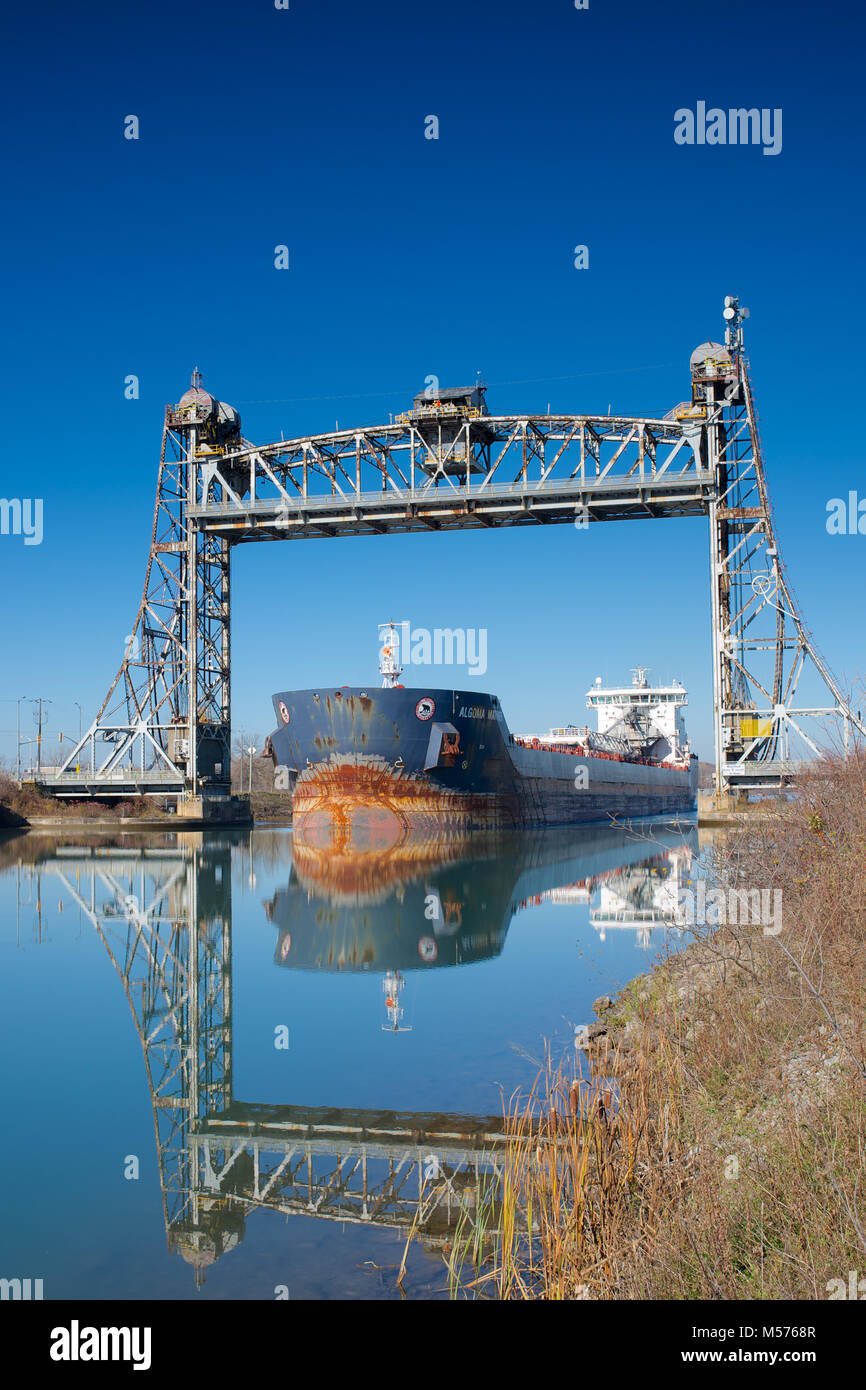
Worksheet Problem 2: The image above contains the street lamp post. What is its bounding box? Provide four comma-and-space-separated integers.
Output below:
32, 698, 52, 776
17, 697, 27, 782
0, 698, 31, 782
247, 745, 257, 796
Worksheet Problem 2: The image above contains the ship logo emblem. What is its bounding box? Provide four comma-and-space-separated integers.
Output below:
415, 697, 435, 721
278, 701, 291, 724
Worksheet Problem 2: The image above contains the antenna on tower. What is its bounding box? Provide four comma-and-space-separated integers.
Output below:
722, 295, 750, 353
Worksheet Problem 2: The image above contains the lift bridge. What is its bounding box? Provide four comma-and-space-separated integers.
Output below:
38, 295, 863, 807
40, 838, 514, 1278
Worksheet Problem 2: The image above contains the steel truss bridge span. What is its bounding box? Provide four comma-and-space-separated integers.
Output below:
38, 298, 864, 803
187, 412, 713, 540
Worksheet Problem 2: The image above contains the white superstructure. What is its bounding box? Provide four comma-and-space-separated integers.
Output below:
587, 667, 690, 761
536, 667, 692, 765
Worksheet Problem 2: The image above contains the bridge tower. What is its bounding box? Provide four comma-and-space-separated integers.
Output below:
699, 298, 862, 795
55, 373, 243, 813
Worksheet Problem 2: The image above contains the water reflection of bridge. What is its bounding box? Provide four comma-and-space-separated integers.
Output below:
193, 1103, 509, 1248
14, 820, 697, 1280
25, 836, 512, 1278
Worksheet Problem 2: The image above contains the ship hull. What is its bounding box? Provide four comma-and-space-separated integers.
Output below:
268, 687, 698, 840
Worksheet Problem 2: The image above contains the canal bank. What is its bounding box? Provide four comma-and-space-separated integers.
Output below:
455, 756, 865, 1300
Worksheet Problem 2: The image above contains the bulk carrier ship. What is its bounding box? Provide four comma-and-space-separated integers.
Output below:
267, 625, 698, 844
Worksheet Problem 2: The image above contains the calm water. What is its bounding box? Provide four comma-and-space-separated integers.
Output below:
0, 819, 700, 1300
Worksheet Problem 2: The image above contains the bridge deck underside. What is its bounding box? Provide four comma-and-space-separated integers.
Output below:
193, 1111, 518, 1242
722, 760, 808, 789
207, 1101, 509, 1147
31, 773, 184, 797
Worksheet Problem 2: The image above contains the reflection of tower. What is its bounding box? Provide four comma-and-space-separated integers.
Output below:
51, 835, 235, 1288
382, 970, 412, 1032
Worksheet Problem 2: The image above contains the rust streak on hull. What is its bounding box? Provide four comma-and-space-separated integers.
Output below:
293, 754, 512, 851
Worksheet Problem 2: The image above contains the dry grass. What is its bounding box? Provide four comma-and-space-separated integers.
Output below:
446, 754, 866, 1299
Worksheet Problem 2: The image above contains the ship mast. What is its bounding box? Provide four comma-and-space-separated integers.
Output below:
382, 970, 412, 1032
379, 620, 403, 688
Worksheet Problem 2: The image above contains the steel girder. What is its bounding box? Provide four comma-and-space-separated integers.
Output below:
189, 1131, 507, 1247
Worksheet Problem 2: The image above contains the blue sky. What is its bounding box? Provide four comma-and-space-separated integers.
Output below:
1, 0, 864, 763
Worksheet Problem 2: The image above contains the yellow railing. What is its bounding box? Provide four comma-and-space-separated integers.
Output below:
396, 405, 486, 424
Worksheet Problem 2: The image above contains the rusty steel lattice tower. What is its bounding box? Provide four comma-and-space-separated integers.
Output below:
46, 298, 863, 806
702, 298, 863, 791
54, 372, 241, 807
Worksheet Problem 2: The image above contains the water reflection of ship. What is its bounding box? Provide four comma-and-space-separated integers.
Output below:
267, 821, 698, 973
589, 844, 693, 948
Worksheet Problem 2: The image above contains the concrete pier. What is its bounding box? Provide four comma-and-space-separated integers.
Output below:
697, 789, 783, 826
175, 795, 253, 826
